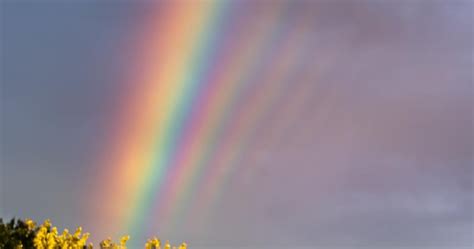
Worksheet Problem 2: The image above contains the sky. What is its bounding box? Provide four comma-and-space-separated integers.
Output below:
1, 1, 473, 248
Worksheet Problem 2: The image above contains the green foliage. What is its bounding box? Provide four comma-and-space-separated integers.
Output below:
0, 218, 186, 249
0, 218, 37, 249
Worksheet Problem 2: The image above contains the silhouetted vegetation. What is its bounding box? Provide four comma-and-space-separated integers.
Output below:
0, 218, 37, 249
0, 218, 186, 249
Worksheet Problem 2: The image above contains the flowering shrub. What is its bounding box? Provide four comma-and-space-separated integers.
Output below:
0, 218, 36, 249
0, 218, 187, 249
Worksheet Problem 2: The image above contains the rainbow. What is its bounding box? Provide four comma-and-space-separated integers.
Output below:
90, 0, 314, 242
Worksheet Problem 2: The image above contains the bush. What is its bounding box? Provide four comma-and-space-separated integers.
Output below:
0, 218, 187, 249
0, 218, 37, 249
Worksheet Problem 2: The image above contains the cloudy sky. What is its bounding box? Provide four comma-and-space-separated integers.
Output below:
1, 1, 472, 248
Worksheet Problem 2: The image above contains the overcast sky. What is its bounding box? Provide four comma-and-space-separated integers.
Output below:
1, 1, 472, 248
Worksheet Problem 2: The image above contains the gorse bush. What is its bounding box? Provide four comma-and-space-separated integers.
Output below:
0, 218, 36, 249
0, 218, 187, 249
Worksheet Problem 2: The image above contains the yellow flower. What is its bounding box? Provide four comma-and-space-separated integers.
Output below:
100, 237, 113, 248
120, 235, 130, 248
25, 219, 36, 230
43, 219, 52, 229
29, 218, 188, 249
164, 240, 171, 249
74, 226, 82, 238
34, 226, 48, 249
77, 232, 90, 248
46, 232, 57, 249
